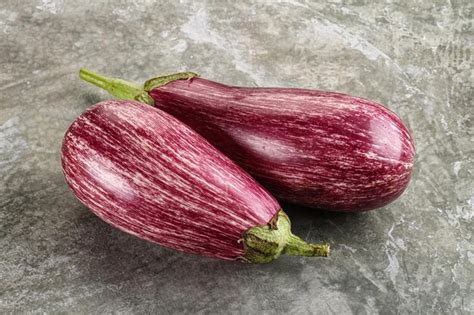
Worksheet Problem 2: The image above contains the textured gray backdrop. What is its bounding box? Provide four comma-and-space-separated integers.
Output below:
1, 0, 472, 314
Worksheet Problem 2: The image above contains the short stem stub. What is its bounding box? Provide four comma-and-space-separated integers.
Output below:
284, 234, 330, 257
242, 210, 330, 263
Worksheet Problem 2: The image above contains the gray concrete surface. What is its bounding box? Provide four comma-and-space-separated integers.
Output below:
1, 0, 473, 313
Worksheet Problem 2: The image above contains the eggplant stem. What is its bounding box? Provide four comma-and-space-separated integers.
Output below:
79, 68, 198, 106
284, 234, 330, 257
79, 68, 154, 105
242, 210, 330, 263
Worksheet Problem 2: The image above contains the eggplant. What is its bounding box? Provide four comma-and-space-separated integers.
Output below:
79, 69, 415, 212
61, 100, 329, 263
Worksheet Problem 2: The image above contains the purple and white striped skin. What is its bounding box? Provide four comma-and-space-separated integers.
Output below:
149, 79, 415, 212
62, 100, 277, 260
62, 100, 329, 262
79, 69, 415, 212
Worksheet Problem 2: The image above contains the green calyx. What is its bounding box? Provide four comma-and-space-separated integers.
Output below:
143, 72, 199, 92
242, 210, 330, 263
78, 68, 198, 106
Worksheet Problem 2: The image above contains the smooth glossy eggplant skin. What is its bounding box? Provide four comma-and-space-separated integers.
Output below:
62, 100, 277, 260
61, 100, 329, 262
149, 79, 415, 212
79, 69, 415, 212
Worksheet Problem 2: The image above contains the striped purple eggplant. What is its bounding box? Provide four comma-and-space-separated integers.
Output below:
79, 69, 415, 212
61, 100, 329, 263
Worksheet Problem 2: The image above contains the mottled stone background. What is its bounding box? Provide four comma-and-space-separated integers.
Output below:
1, 0, 472, 313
